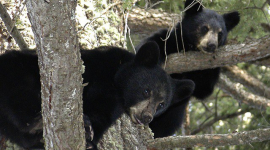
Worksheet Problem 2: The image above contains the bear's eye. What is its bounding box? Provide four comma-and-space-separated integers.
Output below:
157, 102, 165, 110
218, 32, 223, 40
143, 89, 151, 98
201, 26, 209, 34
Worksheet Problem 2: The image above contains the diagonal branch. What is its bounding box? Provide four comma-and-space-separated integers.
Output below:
191, 109, 249, 135
222, 66, 270, 99
164, 35, 270, 74
217, 74, 270, 110
147, 128, 270, 149
0, 2, 28, 50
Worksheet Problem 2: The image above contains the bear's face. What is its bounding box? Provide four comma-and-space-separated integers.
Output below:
115, 42, 195, 125
182, 0, 240, 53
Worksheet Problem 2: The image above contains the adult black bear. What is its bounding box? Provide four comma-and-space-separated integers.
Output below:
0, 42, 195, 149
136, 0, 240, 138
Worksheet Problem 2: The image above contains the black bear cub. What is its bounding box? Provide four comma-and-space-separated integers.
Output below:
0, 42, 195, 149
136, 0, 240, 138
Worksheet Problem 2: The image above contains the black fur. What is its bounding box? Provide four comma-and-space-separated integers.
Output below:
136, 0, 240, 138
0, 42, 195, 149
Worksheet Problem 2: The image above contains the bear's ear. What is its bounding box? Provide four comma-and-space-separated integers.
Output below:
185, 0, 203, 15
172, 79, 195, 104
134, 41, 160, 67
223, 11, 240, 32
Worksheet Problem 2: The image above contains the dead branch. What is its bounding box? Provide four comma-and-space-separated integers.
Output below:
217, 74, 270, 110
147, 128, 270, 149
165, 35, 270, 74
222, 66, 270, 99
0, 2, 28, 50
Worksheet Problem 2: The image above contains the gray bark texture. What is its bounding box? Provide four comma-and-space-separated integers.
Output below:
98, 113, 153, 150
147, 128, 270, 149
25, 0, 85, 149
164, 35, 270, 74
128, 7, 179, 36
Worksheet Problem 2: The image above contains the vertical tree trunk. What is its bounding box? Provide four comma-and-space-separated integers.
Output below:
25, 1, 85, 149
77, 0, 154, 149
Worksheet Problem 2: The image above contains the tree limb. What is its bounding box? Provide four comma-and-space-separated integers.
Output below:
252, 56, 270, 68
191, 109, 249, 135
217, 74, 270, 110
147, 128, 270, 149
222, 66, 270, 99
164, 35, 270, 74
0, 2, 28, 50
128, 7, 179, 36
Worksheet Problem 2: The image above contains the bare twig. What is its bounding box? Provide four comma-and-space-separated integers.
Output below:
83, 1, 123, 30
191, 109, 249, 135
0, 2, 28, 49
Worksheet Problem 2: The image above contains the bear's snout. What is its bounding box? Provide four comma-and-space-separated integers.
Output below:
207, 43, 217, 53
141, 112, 153, 124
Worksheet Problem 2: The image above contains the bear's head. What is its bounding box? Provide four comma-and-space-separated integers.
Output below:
115, 42, 195, 125
182, 0, 240, 53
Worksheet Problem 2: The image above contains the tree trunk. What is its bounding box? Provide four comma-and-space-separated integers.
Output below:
25, 0, 85, 149
77, 0, 154, 149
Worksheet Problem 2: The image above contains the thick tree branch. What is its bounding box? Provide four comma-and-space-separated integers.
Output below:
164, 35, 270, 74
128, 7, 178, 35
147, 128, 270, 149
0, 2, 28, 49
191, 109, 249, 135
222, 66, 270, 99
252, 56, 270, 68
217, 74, 270, 110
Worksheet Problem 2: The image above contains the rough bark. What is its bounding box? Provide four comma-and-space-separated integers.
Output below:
78, 0, 153, 149
25, 0, 85, 149
0, 2, 28, 50
98, 113, 153, 150
128, 7, 179, 36
147, 128, 270, 149
218, 74, 270, 110
222, 66, 270, 99
164, 35, 270, 74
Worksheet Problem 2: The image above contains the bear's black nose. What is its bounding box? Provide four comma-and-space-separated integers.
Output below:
207, 43, 217, 52
142, 112, 153, 124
